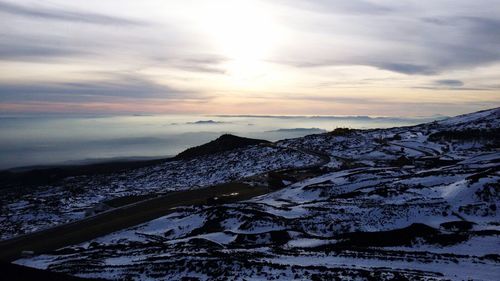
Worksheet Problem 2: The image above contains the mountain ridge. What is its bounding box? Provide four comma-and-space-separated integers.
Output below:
174, 134, 270, 160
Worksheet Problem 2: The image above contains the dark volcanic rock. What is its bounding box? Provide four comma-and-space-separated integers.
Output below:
175, 134, 270, 160
337, 223, 468, 247
0, 261, 100, 281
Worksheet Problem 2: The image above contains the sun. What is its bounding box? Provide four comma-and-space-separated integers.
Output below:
197, 1, 281, 79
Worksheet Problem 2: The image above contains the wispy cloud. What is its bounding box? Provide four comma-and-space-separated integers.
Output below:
167, 57, 228, 74
269, 1, 500, 75
375, 63, 437, 75
272, 0, 394, 15
0, 74, 204, 103
413, 79, 500, 91
0, 33, 87, 61
0, 1, 146, 25
435, 80, 464, 87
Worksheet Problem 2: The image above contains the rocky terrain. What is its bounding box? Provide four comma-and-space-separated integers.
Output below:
0, 143, 318, 240
6, 108, 500, 280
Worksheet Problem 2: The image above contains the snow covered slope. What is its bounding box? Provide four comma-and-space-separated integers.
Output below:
12, 108, 500, 280
0, 144, 319, 240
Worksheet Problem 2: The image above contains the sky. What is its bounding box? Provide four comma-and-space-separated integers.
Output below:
0, 0, 499, 116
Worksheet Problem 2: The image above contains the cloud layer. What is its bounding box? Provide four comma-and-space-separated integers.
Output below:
0, 0, 499, 116
0, 1, 145, 25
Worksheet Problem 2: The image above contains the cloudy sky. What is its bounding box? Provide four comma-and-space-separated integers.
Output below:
0, 0, 499, 116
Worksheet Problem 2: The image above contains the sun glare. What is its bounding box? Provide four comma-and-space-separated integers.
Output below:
198, 1, 280, 80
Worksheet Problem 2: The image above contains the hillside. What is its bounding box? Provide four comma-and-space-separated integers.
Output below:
6, 108, 500, 280
0, 136, 316, 240
175, 134, 270, 160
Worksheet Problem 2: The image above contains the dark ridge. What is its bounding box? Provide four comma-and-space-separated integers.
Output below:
428, 128, 500, 143
440, 221, 475, 232
175, 134, 270, 160
328, 127, 356, 136
0, 158, 170, 190
335, 223, 468, 247
233, 230, 291, 246
0, 261, 103, 281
